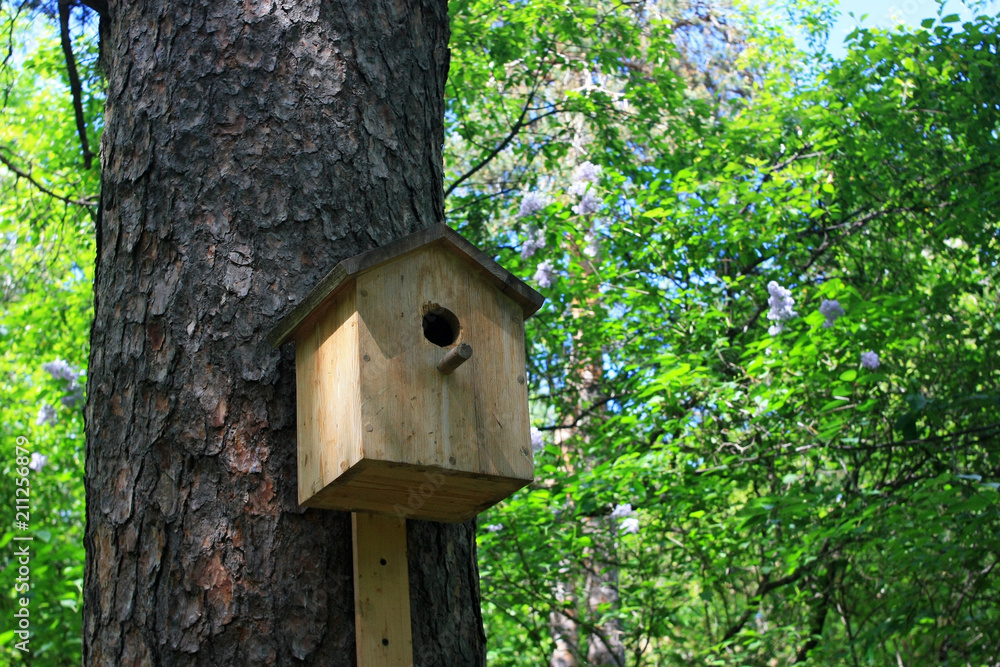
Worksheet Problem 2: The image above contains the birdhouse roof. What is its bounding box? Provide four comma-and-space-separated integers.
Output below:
269, 224, 545, 347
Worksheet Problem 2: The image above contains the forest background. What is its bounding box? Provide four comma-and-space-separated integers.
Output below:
1, 0, 998, 664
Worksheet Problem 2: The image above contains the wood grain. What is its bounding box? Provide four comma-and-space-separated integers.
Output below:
357, 246, 480, 476
308, 459, 530, 522
470, 277, 533, 481
353, 512, 413, 667
295, 284, 361, 505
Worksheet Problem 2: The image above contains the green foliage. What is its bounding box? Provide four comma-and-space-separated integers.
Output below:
0, 7, 98, 664
449, 3, 1000, 665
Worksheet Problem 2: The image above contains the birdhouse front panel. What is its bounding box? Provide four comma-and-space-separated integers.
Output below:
355, 245, 533, 481
273, 225, 544, 523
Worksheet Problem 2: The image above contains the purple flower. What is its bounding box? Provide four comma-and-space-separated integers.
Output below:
572, 191, 601, 216
484, 523, 503, 533
42, 359, 78, 382
610, 503, 633, 519
766, 281, 797, 334
61, 389, 84, 408
619, 517, 640, 534
572, 161, 602, 185
29, 453, 48, 471
530, 427, 544, 453
533, 261, 557, 288
521, 227, 547, 259
819, 299, 845, 328
569, 161, 602, 196
861, 351, 880, 369
517, 191, 548, 218
35, 404, 57, 426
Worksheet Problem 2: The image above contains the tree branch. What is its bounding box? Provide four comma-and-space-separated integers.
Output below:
444, 92, 562, 199
793, 561, 839, 663
59, 0, 94, 169
0, 146, 97, 207
720, 542, 831, 643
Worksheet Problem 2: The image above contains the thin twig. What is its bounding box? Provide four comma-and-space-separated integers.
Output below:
0, 147, 97, 207
444, 97, 562, 198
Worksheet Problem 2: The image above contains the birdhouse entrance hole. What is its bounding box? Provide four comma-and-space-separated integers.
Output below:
422, 304, 460, 347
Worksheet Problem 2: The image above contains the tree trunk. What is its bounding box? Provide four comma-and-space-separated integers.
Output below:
583, 518, 624, 666
83, 1, 485, 664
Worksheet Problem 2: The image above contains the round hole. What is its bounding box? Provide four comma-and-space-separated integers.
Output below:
422, 306, 460, 347
380, 558, 387, 566
382, 638, 389, 646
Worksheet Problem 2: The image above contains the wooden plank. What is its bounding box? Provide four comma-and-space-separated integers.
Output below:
353, 512, 413, 667
306, 459, 531, 522
268, 224, 545, 347
357, 247, 478, 474
295, 284, 361, 505
468, 274, 534, 481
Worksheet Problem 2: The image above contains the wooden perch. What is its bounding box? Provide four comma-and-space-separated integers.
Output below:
437, 343, 473, 374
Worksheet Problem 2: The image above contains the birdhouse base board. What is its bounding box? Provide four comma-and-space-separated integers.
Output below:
301, 459, 531, 523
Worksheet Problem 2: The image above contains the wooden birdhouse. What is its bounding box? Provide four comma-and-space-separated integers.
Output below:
269, 224, 544, 523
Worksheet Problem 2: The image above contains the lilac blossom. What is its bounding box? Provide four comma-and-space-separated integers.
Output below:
766, 281, 797, 335
484, 523, 504, 533
861, 351, 880, 369
35, 404, 57, 426
572, 191, 602, 216
61, 388, 84, 408
530, 427, 545, 453
572, 161, 602, 186
568, 161, 602, 196
610, 503, 633, 520
29, 453, 48, 472
583, 228, 601, 258
521, 227, 547, 259
619, 517, 640, 534
42, 359, 78, 382
517, 191, 548, 218
533, 261, 557, 288
819, 299, 845, 328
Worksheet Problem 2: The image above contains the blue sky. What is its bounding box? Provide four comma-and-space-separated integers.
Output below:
757, 0, 999, 57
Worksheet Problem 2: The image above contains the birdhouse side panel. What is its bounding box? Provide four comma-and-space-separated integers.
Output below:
355, 247, 478, 473
465, 283, 533, 482
295, 286, 362, 505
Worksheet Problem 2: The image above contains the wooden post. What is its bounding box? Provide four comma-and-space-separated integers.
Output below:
353, 512, 414, 666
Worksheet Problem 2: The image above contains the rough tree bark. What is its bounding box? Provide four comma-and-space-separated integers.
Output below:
83, 1, 486, 664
